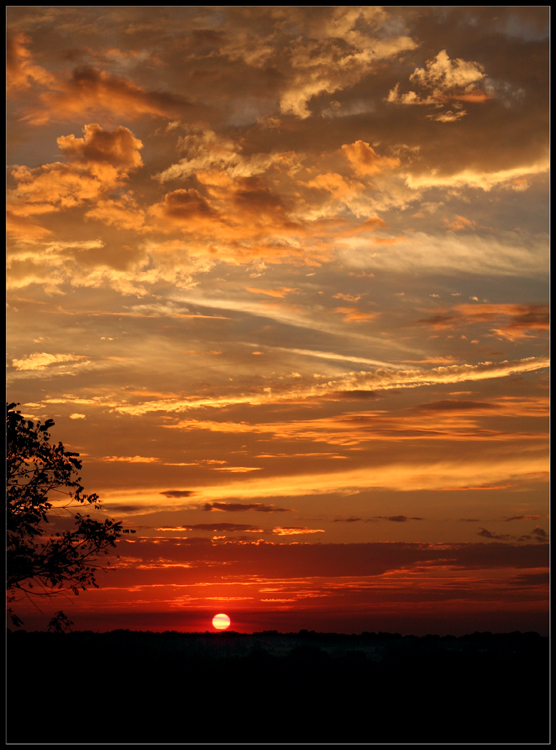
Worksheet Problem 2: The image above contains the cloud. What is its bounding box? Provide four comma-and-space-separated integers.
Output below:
410, 49, 486, 94
57, 123, 144, 170
8, 124, 143, 223
111, 537, 549, 579
160, 490, 196, 498
181, 523, 264, 533
478, 526, 548, 544
417, 303, 549, 337
11, 352, 89, 371
403, 161, 548, 192
85, 195, 146, 230
150, 188, 216, 227
272, 527, 325, 536
342, 141, 400, 177
477, 528, 513, 541
6, 32, 56, 91
245, 287, 297, 298
339, 231, 547, 277
21, 64, 192, 125
102, 456, 161, 463
373, 516, 425, 523
279, 10, 416, 118
444, 215, 476, 231
504, 515, 541, 522
148, 176, 306, 258
387, 49, 492, 121
531, 526, 548, 540
204, 502, 294, 513
84, 354, 548, 418
155, 128, 281, 183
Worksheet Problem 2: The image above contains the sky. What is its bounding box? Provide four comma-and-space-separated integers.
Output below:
6, 6, 549, 635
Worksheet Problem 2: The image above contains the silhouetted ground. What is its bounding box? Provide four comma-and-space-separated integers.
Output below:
7, 629, 549, 743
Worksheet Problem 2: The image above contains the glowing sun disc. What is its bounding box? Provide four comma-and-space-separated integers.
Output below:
212, 613, 231, 630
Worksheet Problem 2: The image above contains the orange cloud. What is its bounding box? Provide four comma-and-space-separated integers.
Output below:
21, 65, 189, 125
57, 123, 143, 171
6, 32, 56, 91
85, 196, 146, 230
444, 215, 477, 231
334, 307, 379, 323
272, 527, 325, 536
342, 140, 400, 176
387, 50, 495, 122
245, 287, 296, 298
150, 188, 216, 228
306, 172, 363, 197
8, 124, 143, 221
417, 303, 549, 335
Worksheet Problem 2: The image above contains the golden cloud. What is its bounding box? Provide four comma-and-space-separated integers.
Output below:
342, 141, 401, 177
8, 124, 143, 223
6, 32, 56, 91
11, 352, 89, 371
57, 123, 144, 171
20, 65, 189, 126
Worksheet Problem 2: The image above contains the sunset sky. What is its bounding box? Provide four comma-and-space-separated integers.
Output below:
6, 6, 549, 635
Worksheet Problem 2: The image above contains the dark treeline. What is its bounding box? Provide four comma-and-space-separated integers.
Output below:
7, 629, 549, 743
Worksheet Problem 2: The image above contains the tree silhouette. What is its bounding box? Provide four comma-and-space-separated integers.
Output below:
6, 402, 122, 627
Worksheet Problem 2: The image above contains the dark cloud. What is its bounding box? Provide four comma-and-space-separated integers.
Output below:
531, 526, 548, 540
334, 516, 363, 523
505, 515, 541, 522
158, 188, 216, 221
505, 305, 549, 331
330, 390, 379, 400
477, 527, 547, 544
334, 515, 424, 523
160, 490, 196, 498
374, 516, 425, 523
204, 502, 293, 513
477, 528, 513, 541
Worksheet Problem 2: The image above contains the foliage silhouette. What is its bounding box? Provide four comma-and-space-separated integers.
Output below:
6, 402, 122, 626
7, 630, 549, 743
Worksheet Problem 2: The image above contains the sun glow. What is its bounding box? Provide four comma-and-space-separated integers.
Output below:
212, 613, 231, 631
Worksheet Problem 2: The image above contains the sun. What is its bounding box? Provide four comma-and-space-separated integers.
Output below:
212, 613, 231, 631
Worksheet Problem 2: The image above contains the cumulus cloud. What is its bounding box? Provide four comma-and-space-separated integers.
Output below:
8, 124, 143, 221
387, 49, 491, 121
57, 123, 143, 170
410, 50, 486, 94
279, 10, 416, 118
341, 141, 401, 177
155, 128, 281, 183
